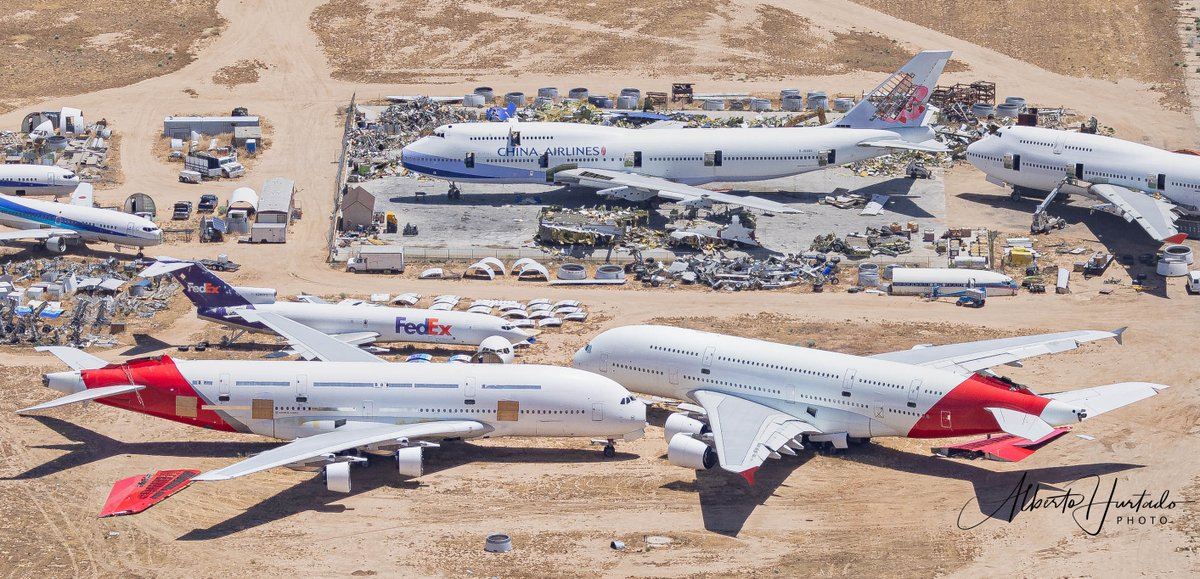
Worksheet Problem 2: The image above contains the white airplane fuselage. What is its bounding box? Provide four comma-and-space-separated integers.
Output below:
573, 325, 1084, 440
0, 193, 163, 248
0, 164, 79, 196
47, 356, 647, 441
966, 125, 1200, 215
204, 302, 533, 347
402, 122, 934, 187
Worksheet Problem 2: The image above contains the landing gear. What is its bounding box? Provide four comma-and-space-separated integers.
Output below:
603, 444, 616, 458
447, 183, 462, 200
219, 329, 247, 348
1010, 188, 1022, 201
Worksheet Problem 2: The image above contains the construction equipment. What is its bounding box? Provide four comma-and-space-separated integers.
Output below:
926, 286, 987, 308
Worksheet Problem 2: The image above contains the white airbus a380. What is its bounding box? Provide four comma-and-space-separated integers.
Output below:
573, 325, 1164, 483
18, 326, 646, 516
967, 124, 1200, 242
0, 184, 163, 254
401, 51, 952, 213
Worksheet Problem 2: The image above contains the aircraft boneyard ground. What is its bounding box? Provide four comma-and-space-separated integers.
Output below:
0, 0, 1197, 576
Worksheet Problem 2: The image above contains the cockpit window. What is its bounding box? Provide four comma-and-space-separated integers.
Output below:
63, 173, 75, 180
433, 132, 444, 138
501, 325, 514, 331
584, 344, 593, 353
142, 227, 157, 232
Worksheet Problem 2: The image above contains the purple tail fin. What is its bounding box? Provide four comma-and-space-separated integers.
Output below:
164, 262, 252, 309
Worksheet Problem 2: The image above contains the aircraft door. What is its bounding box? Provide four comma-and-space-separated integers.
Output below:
127, 222, 135, 235
362, 400, 374, 416
1053, 133, 1066, 155
907, 379, 921, 405
841, 369, 856, 393
599, 353, 609, 373
940, 410, 952, 429
464, 152, 475, 168
1003, 153, 1021, 171
669, 367, 679, 385
218, 373, 231, 402
818, 149, 835, 166
592, 402, 603, 421
1148, 173, 1166, 190
251, 396, 275, 437
1074, 163, 1084, 180
47, 171, 57, 185
702, 346, 715, 368
625, 151, 643, 168
464, 376, 477, 400
295, 374, 308, 403
538, 152, 549, 168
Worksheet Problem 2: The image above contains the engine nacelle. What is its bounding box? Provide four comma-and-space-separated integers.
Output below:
324, 461, 352, 493
667, 433, 717, 470
396, 446, 423, 478
232, 285, 276, 304
664, 412, 709, 442
44, 236, 67, 253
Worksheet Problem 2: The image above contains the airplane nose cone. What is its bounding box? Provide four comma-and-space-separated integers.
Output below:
632, 398, 647, 424
571, 347, 588, 370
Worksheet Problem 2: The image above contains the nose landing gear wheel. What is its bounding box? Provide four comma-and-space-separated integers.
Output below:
603, 444, 615, 458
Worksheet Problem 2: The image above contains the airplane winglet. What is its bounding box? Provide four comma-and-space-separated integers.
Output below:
1165, 233, 1188, 244
739, 466, 759, 486
1111, 327, 1127, 346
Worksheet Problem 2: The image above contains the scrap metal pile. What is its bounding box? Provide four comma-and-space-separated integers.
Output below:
347, 99, 484, 182
536, 205, 653, 247
811, 224, 916, 259
628, 250, 841, 291
0, 257, 178, 348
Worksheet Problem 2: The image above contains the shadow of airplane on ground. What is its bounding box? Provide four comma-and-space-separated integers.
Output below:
180, 441, 634, 540
661, 440, 1140, 537
4, 416, 277, 481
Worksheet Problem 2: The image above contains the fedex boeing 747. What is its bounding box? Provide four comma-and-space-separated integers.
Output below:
401, 51, 952, 213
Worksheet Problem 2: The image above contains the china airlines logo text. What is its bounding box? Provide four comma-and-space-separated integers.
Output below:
396, 317, 452, 336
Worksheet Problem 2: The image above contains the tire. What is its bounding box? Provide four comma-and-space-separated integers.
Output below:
603, 445, 615, 458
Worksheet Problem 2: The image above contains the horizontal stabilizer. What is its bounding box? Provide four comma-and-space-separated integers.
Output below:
17, 383, 145, 414
35, 346, 108, 370
99, 470, 200, 517
1043, 382, 1167, 419
985, 406, 1054, 442
932, 427, 1070, 462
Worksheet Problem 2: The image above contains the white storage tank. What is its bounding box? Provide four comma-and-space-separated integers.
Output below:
473, 86, 495, 102
972, 103, 995, 118
537, 87, 559, 99
782, 95, 804, 112
616, 95, 639, 110
504, 92, 526, 107
463, 94, 486, 108
568, 87, 589, 100
749, 98, 771, 112
857, 263, 880, 287
833, 97, 855, 112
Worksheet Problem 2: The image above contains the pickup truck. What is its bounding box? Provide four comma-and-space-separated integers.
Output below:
172, 201, 194, 220
198, 194, 218, 213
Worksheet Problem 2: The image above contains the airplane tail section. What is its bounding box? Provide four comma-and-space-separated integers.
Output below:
140, 258, 252, 309
833, 50, 951, 131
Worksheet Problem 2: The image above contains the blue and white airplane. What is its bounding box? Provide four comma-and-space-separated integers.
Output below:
401, 50, 952, 212
0, 184, 162, 254
0, 164, 81, 197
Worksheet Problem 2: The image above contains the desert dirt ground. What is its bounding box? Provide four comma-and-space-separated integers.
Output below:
1, 0, 1199, 577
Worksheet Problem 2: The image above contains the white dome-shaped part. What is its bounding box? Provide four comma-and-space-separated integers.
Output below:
229, 187, 259, 212
476, 335, 515, 364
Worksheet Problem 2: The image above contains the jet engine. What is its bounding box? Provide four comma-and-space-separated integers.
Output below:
664, 412, 709, 442
473, 335, 515, 364
324, 461, 352, 493
667, 433, 717, 470
44, 236, 67, 253
396, 446, 423, 478
231, 286, 276, 304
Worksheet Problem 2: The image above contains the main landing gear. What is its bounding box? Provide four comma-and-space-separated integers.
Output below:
447, 183, 462, 200
593, 437, 618, 458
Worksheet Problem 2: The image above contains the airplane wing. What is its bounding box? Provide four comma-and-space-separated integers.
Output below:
0, 228, 79, 243
17, 384, 146, 413
692, 390, 820, 483
1042, 381, 1167, 419
193, 420, 490, 482
1087, 183, 1182, 242
553, 167, 799, 214
35, 345, 109, 370
869, 328, 1124, 374
236, 310, 385, 363
70, 183, 94, 207
857, 138, 949, 153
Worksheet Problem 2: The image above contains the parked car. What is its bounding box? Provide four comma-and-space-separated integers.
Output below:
172, 201, 194, 220
198, 194, 218, 213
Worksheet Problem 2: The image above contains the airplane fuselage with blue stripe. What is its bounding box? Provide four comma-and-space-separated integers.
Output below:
0, 165, 80, 196
0, 194, 163, 247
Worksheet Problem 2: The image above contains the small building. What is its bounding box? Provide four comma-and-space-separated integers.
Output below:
249, 178, 294, 243
123, 193, 157, 219
340, 185, 376, 232
163, 115, 260, 139
233, 125, 262, 149
228, 187, 259, 215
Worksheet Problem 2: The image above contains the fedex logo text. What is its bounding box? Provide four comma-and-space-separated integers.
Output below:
187, 282, 223, 294
396, 317, 452, 336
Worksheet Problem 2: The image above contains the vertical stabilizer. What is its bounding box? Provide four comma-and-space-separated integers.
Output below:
140, 259, 251, 309
834, 50, 952, 130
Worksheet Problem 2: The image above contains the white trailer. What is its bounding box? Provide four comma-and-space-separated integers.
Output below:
889, 267, 1018, 296
347, 245, 405, 273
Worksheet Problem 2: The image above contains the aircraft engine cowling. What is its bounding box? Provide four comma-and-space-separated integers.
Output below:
44, 236, 67, 253
396, 446, 423, 478
667, 433, 717, 470
664, 412, 709, 442
232, 286, 276, 304
324, 461, 352, 493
